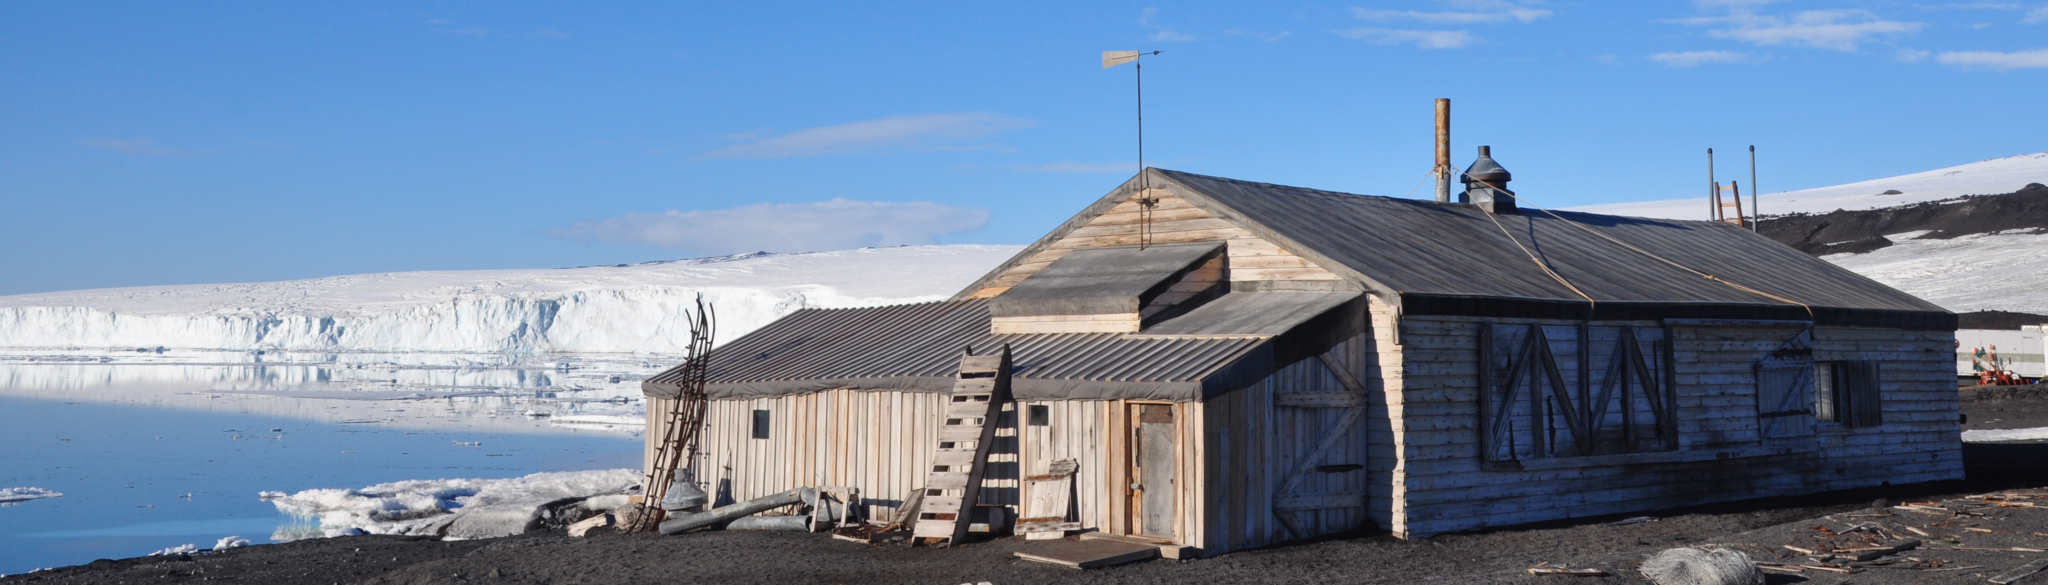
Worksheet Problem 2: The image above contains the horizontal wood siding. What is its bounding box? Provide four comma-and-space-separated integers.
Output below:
1391, 316, 1964, 537
967, 192, 1340, 299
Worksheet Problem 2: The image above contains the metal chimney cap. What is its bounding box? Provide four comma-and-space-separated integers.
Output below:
1462, 145, 1511, 184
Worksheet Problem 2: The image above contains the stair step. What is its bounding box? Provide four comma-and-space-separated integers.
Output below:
913, 521, 958, 538
928, 472, 971, 489
920, 496, 963, 513
946, 403, 995, 418
938, 426, 986, 440
952, 378, 996, 391
960, 355, 1004, 371
932, 450, 977, 465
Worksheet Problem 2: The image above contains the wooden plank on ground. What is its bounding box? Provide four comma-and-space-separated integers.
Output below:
1992, 559, 2048, 584
1014, 539, 1160, 569
1077, 531, 1201, 560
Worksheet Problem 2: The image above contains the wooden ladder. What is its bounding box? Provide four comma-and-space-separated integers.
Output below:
913, 345, 1012, 546
1713, 181, 1747, 227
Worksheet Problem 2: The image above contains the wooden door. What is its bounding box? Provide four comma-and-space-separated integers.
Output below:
1126, 403, 1177, 539
1269, 354, 1372, 539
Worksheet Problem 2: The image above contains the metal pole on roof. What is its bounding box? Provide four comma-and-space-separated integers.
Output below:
1749, 145, 1759, 231
1707, 148, 1717, 221
1104, 50, 1163, 248
1436, 99, 1452, 203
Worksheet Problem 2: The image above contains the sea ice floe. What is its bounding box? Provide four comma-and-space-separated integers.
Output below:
149, 544, 197, 556
0, 487, 64, 505
213, 536, 250, 550
266, 469, 639, 540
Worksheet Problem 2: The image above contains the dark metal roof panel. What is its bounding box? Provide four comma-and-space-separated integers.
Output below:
1139, 292, 1361, 336
1157, 169, 1948, 317
654, 299, 1269, 401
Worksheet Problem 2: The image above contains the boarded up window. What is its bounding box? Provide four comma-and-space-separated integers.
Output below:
1816, 361, 1883, 428
1757, 329, 1815, 440
1480, 323, 1675, 462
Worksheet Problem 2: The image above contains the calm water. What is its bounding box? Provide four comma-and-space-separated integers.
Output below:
0, 392, 640, 575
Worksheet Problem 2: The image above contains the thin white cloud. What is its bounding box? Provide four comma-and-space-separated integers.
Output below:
2027, 6, 2048, 22
1138, 7, 1196, 42
1944, 1, 2022, 9
1673, 6, 1921, 51
1649, 50, 1748, 66
703, 112, 1036, 159
1335, 27, 1475, 48
1010, 162, 1135, 173
1897, 48, 1932, 62
1937, 48, 2048, 69
1351, 1, 1553, 24
76, 139, 193, 157
548, 199, 991, 254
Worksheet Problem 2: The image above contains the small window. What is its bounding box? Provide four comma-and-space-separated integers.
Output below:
751, 409, 771, 439
1815, 361, 1883, 428
1028, 404, 1050, 427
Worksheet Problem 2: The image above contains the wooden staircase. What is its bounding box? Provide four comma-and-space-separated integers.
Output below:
913, 345, 1013, 546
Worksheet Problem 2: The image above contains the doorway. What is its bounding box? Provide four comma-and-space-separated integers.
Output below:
1125, 402, 1178, 540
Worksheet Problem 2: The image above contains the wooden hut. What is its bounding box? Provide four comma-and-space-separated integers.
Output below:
644, 162, 1961, 555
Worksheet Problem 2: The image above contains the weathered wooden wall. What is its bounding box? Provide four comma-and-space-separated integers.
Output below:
1389, 316, 1964, 538
966, 190, 1344, 299
649, 391, 1209, 546
1197, 296, 1397, 554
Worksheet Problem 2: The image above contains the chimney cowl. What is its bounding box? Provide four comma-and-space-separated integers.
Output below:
1458, 145, 1517, 214
1462, 145, 1512, 185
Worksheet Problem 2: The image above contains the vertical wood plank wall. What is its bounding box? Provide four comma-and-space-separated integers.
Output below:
649, 390, 1208, 545
1198, 297, 1397, 554
965, 190, 1343, 299
1390, 316, 1964, 538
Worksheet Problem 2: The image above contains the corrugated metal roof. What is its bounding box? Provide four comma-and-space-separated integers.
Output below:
1159, 169, 1946, 316
1138, 291, 1359, 336
648, 299, 1272, 401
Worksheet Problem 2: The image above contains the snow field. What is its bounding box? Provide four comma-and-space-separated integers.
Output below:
1820, 229, 2048, 314
1962, 427, 2048, 442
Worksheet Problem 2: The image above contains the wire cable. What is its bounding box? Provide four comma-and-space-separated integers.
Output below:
1452, 167, 1816, 320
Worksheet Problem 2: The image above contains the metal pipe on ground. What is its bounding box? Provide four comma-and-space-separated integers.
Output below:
726, 516, 811, 531
659, 487, 815, 535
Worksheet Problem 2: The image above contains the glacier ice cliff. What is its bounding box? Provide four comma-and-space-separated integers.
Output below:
0, 246, 1019, 355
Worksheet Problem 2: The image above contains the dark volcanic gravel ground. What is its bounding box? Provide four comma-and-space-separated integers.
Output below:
10, 390, 2048, 585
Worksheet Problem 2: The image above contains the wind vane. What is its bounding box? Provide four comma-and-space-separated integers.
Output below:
1104, 50, 1163, 249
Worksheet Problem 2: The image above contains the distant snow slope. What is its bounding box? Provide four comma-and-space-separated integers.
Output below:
1574, 152, 2048, 220
0, 245, 1020, 354
1821, 230, 2048, 315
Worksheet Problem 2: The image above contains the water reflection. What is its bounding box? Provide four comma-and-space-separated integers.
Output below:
0, 349, 675, 434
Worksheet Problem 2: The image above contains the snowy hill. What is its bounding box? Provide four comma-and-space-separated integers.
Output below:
0, 245, 1021, 354
1573, 153, 2048, 318
1574, 152, 2048, 220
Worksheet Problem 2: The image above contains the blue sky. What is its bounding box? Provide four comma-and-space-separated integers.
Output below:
2, 1, 2044, 295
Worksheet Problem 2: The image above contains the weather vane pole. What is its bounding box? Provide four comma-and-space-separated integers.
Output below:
1104, 50, 1162, 248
